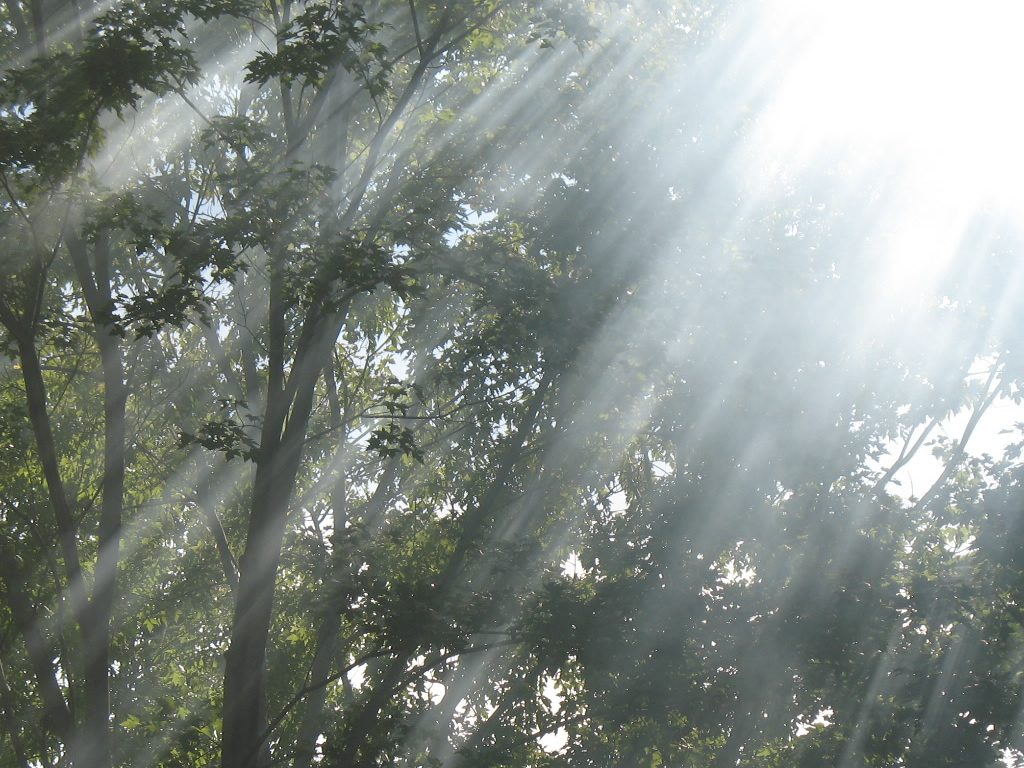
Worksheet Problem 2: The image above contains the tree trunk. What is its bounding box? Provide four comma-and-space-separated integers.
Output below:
68, 231, 127, 768
222, 307, 345, 768
76, 332, 125, 768
0, 535, 73, 743
292, 612, 342, 768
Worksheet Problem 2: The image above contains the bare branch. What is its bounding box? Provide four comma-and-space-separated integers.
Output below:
911, 359, 1006, 514
873, 416, 941, 495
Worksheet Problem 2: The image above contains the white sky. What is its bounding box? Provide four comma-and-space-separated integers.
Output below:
756, 0, 1024, 205
750, 0, 1024, 292
742, 0, 1024, 491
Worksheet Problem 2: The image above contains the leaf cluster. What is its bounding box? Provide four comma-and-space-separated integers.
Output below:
245, 2, 392, 92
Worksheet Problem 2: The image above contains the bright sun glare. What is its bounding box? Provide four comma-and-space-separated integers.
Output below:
753, 0, 1024, 291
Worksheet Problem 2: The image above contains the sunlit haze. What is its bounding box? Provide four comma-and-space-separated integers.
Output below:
752, 0, 1024, 292
7, 0, 1024, 766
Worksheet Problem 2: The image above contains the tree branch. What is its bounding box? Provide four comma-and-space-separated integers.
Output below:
873, 416, 941, 495
911, 359, 1005, 514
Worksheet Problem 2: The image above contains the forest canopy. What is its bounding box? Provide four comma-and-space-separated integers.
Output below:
2, 1, 1024, 768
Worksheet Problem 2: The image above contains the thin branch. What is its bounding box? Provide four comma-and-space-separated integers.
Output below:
515, 712, 588, 749
408, 0, 425, 58
0, 171, 34, 230
255, 647, 394, 762
399, 640, 518, 691
173, 86, 217, 130
0, 295, 22, 338
336, 23, 453, 230
911, 360, 1005, 514
193, 477, 239, 590
873, 416, 941, 495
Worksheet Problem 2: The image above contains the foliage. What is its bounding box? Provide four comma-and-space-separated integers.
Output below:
2, 1, 1024, 768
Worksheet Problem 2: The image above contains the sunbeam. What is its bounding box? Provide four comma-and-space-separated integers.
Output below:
5, 1, 1024, 767
752, 0, 1024, 291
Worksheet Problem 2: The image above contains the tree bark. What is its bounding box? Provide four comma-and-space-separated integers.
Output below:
293, 367, 348, 768
67, 230, 127, 768
292, 612, 342, 768
222, 306, 346, 768
0, 299, 87, 620
0, 534, 73, 742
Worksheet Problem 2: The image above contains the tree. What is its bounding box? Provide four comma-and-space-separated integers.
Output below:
4, 1, 1024, 768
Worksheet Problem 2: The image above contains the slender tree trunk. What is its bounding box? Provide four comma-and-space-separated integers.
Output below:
334, 655, 409, 768
1, 322, 87, 617
77, 331, 125, 768
222, 455, 296, 768
294, 369, 348, 768
292, 612, 341, 768
194, 459, 239, 590
222, 307, 345, 768
0, 535, 73, 742
0, 286, 92, 768
67, 231, 127, 768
